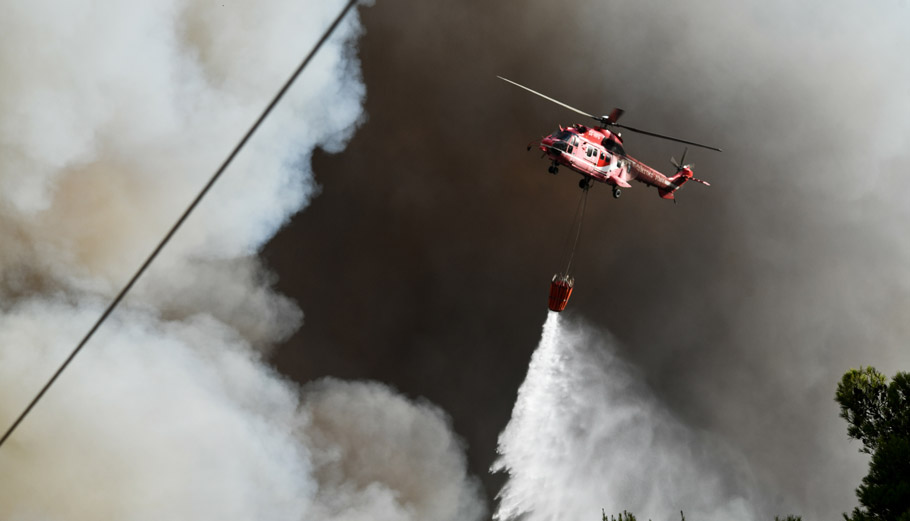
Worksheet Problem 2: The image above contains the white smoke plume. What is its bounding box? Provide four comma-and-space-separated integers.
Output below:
492, 313, 762, 521
0, 1, 485, 519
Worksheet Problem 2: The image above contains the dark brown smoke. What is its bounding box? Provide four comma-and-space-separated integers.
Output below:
268, 1, 910, 518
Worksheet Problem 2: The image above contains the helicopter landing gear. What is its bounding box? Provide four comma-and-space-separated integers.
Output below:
612, 187, 621, 199
548, 163, 558, 175
579, 178, 592, 191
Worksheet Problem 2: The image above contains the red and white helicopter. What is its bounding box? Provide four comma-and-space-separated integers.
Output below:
499, 76, 721, 200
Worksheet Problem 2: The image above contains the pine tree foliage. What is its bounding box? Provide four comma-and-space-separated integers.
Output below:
836, 367, 910, 521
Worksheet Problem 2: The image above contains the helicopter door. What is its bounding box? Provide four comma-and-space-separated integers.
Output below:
584, 144, 601, 165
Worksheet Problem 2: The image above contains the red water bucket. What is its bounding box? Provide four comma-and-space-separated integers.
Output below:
548, 274, 574, 312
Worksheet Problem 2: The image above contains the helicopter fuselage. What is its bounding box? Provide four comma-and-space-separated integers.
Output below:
538, 124, 698, 199
500, 75, 719, 200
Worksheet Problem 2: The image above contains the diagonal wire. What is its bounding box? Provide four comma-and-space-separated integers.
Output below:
0, 0, 362, 451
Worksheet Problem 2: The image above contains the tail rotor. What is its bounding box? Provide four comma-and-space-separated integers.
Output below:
670, 147, 710, 186
670, 147, 694, 173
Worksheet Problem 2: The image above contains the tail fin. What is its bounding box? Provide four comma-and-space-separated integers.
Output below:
660, 149, 709, 199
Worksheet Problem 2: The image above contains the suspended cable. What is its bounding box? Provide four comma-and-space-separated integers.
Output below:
0, 0, 362, 451
558, 187, 587, 275
563, 187, 588, 276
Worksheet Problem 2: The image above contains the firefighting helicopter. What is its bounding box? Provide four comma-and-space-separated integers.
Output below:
498, 76, 721, 200
498, 77, 724, 312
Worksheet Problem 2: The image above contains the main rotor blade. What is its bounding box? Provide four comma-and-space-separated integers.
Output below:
614, 123, 722, 152
497, 76, 597, 121
607, 108, 624, 124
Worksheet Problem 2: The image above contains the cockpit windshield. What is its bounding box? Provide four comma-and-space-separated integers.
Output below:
552, 130, 574, 142
603, 139, 625, 156
549, 130, 575, 152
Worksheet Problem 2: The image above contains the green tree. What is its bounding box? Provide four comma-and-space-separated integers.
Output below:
836, 367, 910, 521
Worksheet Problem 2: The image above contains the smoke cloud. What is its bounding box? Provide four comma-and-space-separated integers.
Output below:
0, 1, 484, 520
303, 379, 485, 521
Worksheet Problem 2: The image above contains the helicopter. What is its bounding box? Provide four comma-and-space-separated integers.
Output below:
499, 76, 722, 200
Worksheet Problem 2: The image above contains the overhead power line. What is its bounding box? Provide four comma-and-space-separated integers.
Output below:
0, 0, 362, 451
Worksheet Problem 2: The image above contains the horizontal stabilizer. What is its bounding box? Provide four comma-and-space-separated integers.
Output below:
610, 174, 632, 188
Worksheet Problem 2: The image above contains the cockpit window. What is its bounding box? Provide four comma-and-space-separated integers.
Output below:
603, 139, 625, 156
553, 130, 573, 141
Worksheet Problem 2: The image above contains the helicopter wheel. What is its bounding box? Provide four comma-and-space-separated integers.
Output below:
579, 178, 591, 190
612, 187, 621, 199
548, 165, 558, 175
